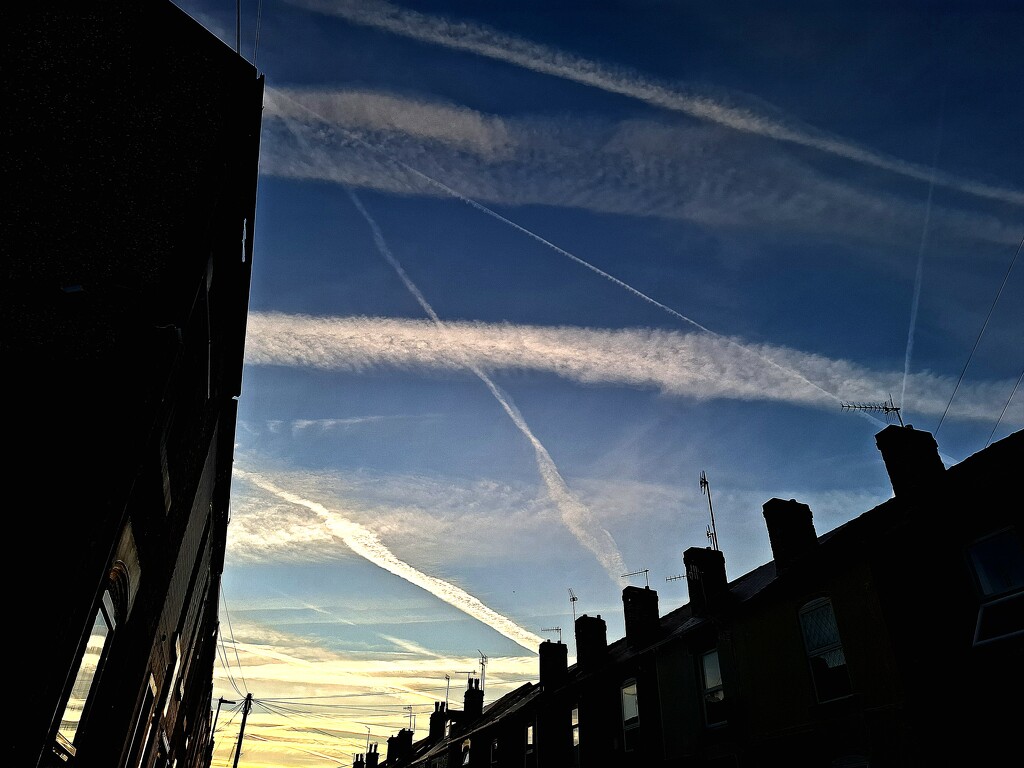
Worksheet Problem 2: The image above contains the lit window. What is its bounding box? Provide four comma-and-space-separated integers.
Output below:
55, 588, 118, 757
968, 528, 1024, 645
163, 635, 182, 718
701, 649, 727, 726
462, 738, 471, 765
571, 706, 579, 747
799, 598, 852, 703
620, 680, 639, 751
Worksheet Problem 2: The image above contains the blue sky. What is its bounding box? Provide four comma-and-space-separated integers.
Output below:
173, 1, 1022, 765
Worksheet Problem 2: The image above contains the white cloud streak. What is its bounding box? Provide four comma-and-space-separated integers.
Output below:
292, 0, 1024, 208
260, 87, 1021, 259
347, 189, 628, 581
235, 469, 545, 652
243, 312, 1022, 424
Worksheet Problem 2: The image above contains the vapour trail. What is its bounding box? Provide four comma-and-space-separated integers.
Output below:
270, 91, 878, 427
235, 469, 545, 652
295, 0, 1024, 208
346, 188, 629, 582
901, 96, 944, 415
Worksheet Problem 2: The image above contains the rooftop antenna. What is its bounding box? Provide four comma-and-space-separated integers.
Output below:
666, 573, 685, 583
444, 674, 450, 709
568, 588, 578, 622
477, 650, 487, 693
622, 568, 650, 587
542, 626, 562, 642
700, 470, 720, 551
841, 394, 904, 427
403, 705, 414, 730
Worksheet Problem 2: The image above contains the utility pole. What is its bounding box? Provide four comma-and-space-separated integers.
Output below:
232, 692, 253, 768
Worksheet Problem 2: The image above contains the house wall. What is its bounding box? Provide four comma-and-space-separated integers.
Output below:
6, 2, 263, 766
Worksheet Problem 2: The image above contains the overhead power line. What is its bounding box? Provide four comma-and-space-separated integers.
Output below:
936, 232, 1022, 435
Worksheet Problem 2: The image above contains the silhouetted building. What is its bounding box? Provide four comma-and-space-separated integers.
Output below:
5, 3, 264, 767
376, 425, 1022, 767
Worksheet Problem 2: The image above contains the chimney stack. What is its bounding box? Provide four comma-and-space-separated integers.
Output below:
683, 547, 729, 616
622, 585, 660, 648
762, 498, 817, 572
366, 743, 379, 768
464, 676, 483, 720
875, 424, 945, 497
539, 639, 568, 689
353, 754, 365, 768
386, 728, 414, 766
429, 701, 447, 742
574, 614, 608, 670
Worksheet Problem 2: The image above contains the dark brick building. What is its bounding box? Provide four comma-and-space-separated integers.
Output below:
376, 425, 1022, 768
4, 3, 263, 766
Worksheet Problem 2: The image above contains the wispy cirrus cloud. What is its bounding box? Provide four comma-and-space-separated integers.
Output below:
243, 312, 1021, 424
290, 0, 1024, 209
261, 87, 1021, 259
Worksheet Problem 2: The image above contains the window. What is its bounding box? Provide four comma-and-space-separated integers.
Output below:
968, 527, 1024, 645
490, 737, 499, 765
524, 723, 535, 768
163, 634, 182, 718
129, 675, 159, 768
701, 649, 727, 726
53, 563, 128, 761
620, 680, 639, 752
799, 598, 852, 703
571, 706, 579, 747
462, 738, 471, 765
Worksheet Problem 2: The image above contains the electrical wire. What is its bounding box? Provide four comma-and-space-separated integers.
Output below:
986, 366, 1023, 447
218, 588, 248, 696
936, 232, 1022, 434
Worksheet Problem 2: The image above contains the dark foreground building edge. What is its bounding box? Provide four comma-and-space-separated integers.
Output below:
5, 2, 263, 767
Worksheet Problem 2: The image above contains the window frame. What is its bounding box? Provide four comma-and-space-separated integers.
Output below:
620, 679, 639, 752
968, 527, 1024, 646
700, 648, 727, 727
798, 597, 853, 704
54, 581, 123, 760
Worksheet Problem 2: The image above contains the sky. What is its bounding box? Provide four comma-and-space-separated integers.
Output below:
171, 1, 1022, 766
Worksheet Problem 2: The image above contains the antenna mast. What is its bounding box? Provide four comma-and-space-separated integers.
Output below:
841, 394, 904, 426
542, 626, 562, 642
622, 568, 650, 587
700, 470, 720, 551
477, 650, 487, 693
568, 588, 578, 622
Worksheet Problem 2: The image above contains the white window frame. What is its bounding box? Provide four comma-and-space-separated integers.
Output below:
620, 679, 639, 752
